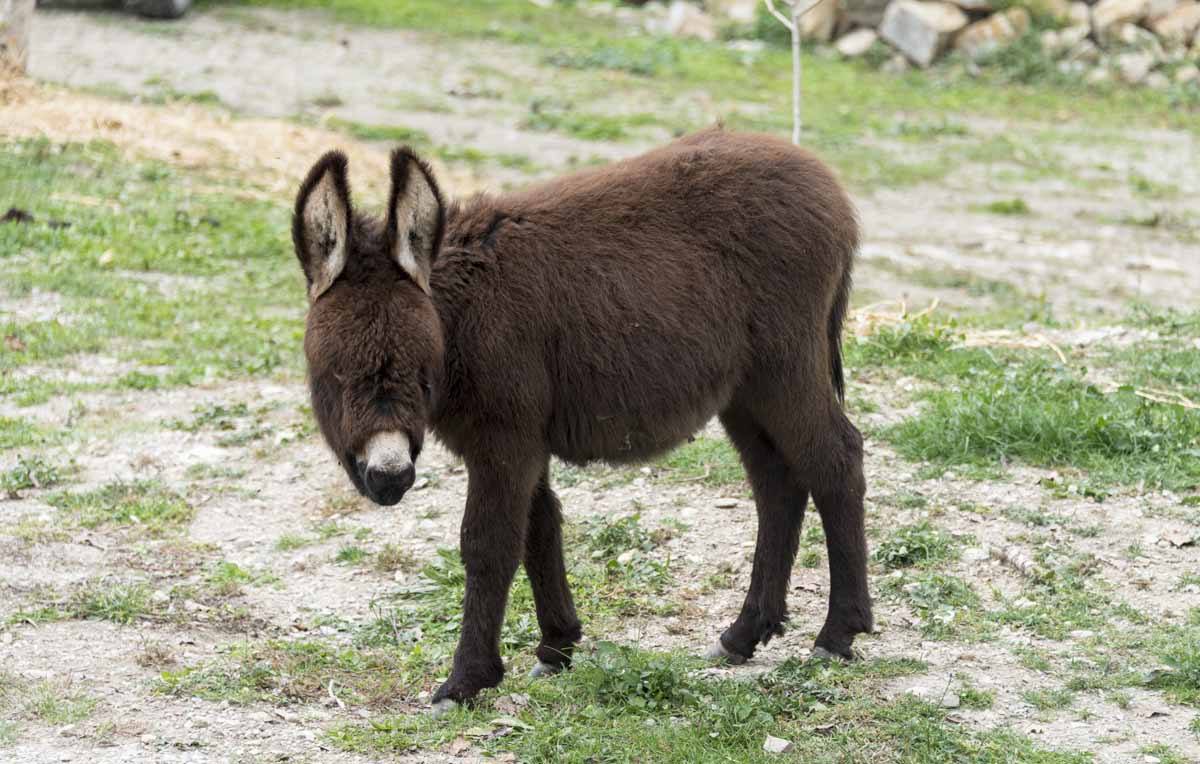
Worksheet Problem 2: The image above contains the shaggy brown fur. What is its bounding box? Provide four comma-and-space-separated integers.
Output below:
293, 128, 872, 705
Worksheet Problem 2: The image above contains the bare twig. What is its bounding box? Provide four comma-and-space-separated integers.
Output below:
990, 545, 1039, 580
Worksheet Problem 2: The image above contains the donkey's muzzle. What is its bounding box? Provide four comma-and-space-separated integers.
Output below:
363, 462, 415, 506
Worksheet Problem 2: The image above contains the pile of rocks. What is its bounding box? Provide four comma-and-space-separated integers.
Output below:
599, 0, 1200, 87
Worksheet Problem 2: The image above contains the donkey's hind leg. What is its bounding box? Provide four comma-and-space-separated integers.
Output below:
805, 410, 873, 659
524, 468, 582, 676
706, 404, 809, 663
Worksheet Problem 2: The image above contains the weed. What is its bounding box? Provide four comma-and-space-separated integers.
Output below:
22, 683, 97, 725
1022, 687, 1074, 711
873, 521, 959, 569
48, 480, 193, 536
374, 543, 418, 574
335, 545, 369, 565
887, 360, 1200, 490
978, 197, 1033, 215
656, 436, 745, 487
1, 454, 66, 497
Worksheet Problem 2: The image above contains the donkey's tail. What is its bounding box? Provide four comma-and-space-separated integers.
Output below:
828, 259, 854, 406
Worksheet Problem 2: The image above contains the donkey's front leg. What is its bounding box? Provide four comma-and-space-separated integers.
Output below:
432, 445, 543, 713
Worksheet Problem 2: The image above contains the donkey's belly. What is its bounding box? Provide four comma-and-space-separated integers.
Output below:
544, 363, 736, 465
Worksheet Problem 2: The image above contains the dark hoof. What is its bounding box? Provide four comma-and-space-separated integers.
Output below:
704, 639, 748, 665
811, 644, 861, 662
529, 660, 563, 678
430, 698, 458, 718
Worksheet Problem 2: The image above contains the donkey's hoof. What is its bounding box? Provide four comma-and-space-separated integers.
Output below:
704, 640, 747, 665
529, 661, 563, 678
810, 645, 856, 662
430, 699, 458, 719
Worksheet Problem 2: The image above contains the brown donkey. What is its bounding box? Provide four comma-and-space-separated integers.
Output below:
292, 128, 872, 713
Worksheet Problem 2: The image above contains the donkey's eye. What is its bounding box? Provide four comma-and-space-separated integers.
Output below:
408, 230, 422, 249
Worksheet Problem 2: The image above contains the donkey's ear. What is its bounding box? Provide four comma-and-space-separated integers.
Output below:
293, 151, 352, 302
387, 148, 445, 296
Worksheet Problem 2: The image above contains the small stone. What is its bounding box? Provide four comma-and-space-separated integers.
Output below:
800, 0, 840, 42
836, 28, 879, 57
1068, 1, 1090, 25
763, 735, 794, 754
956, 7, 1032, 61
616, 549, 639, 565
879, 0, 969, 67
664, 1, 715, 41
412, 477, 430, 491
707, 0, 759, 24
1091, 0, 1151, 37
714, 498, 739, 508
1069, 38, 1101, 63
150, 589, 170, 605
1176, 63, 1200, 82
941, 692, 961, 708
140, 733, 156, 745
1143, 756, 1161, 764
1115, 22, 1165, 58
1069, 629, 1096, 639
1145, 71, 1171, 88
962, 546, 990, 563
844, 0, 891, 26
1116, 51, 1155, 83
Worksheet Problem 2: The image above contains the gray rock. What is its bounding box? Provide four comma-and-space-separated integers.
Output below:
880, 0, 968, 67
800, 0, 841, 43
1069, 38, 1102, 62
1116, 50, 1155, 82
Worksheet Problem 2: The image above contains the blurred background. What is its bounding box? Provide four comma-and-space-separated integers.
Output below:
1, 2, 1198, 763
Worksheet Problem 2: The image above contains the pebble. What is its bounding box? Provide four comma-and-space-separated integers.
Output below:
714, 498, 739, 508
1069, 630, 1096, 639
763, 735, 794, 754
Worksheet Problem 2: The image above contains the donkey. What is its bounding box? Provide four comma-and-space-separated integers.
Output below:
292, 128, 872, 713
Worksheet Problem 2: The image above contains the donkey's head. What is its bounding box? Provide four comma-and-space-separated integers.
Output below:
293, 149, 445, 506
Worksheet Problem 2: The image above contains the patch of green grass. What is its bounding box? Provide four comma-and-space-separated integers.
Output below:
977, 197, 1033, 216
22, 683, 97, 725
374, 543, 418, 574
1021, 687, 1074, 712
873, 521, 959, 569
325, 117, 432, 146
159, 639, 415, 707
656, 436, 744, 488
206, 561, 276, 596
879, 571, 988, 640
886, 355, 1200, 491
521, 98, 658, 141
48, 480, 193, 536
274, 533, 311, 551
68, 580, 154, 624
0, 719, 16, 746
1148, 614, 1200, 707
329, 641, 1086, 763
1, 454, 67, 497
335, 545, 369, 565
0, 139, 303, 388
0, 416, 52, 450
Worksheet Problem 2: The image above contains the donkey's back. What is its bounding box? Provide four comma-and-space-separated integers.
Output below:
439, 128, 858, 464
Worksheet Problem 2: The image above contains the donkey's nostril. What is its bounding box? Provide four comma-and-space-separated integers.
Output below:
364, 463, 415, 506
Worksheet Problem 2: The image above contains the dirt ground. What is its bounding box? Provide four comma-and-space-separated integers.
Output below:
2, 6, 1199, 764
